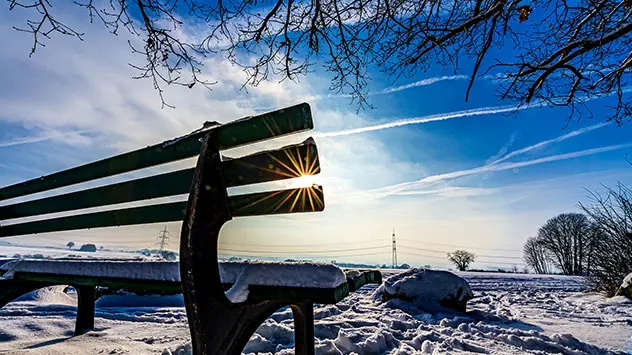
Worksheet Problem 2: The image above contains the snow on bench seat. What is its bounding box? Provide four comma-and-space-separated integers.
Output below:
0, 259, 347, 302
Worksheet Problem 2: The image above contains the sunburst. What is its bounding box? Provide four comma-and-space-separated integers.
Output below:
229, 139, 324, 214
235, 117, 324, 213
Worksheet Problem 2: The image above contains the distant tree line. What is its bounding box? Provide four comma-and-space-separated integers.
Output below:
524, 213, 597, 276
524, 183, 632, 296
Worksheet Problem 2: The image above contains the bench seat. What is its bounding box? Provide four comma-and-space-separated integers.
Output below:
0, 259, 381, 304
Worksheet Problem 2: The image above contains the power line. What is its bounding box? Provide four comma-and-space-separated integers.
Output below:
218, 245, 390, 255
219, 239, 385, 248
398, 251, 448, 261
398, 244, 523, 260
219, 251, 391, 258
399, 251, 525, 266
398, 237, 522, 252
30, 232, 525, 261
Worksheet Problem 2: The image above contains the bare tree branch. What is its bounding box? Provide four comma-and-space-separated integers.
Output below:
5, 0, 632, 120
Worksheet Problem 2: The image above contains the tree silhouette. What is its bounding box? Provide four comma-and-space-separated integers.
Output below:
447, 250, 476, 271
5, 0, 632, 120
535, 213, 595, 276
523, 236, 552, 274
66, 241, 75, 250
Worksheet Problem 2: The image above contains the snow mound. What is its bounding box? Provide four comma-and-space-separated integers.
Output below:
161, 342, 191, 355
12, 285, 76, 306
333, 327, 399, 353
373, 268, 473, 312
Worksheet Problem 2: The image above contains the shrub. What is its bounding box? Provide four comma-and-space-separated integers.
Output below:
580, 183, 632, 296
79, 244, 97, 252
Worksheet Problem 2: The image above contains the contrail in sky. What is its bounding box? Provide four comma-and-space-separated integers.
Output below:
367, 143, 632, 198
419, 143, 632, 184
301, 74, 470, 102
0, 130, 91, 148
378, 75, 468, 94
489, 122, 612, 165
315, 104, 531, 138
316, 85, 631, 138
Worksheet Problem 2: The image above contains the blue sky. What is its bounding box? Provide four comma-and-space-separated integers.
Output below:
0, 5, 631, 269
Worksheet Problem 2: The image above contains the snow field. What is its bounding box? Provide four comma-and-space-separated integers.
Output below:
0, 271, 630, 354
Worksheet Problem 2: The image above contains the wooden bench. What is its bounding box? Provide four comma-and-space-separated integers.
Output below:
0, 103, 382, 355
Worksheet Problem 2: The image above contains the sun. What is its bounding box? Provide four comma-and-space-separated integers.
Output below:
291, 174, 318, 188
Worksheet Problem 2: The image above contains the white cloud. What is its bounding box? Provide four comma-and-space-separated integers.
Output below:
0, 8, 322, 153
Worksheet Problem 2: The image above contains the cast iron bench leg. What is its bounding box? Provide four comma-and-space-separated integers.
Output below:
291, 302, 315, 355
74, 285, 96, 335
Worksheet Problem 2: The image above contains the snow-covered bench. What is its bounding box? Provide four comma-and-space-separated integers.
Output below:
0, 260, 380, 339
0, 103, 382, 355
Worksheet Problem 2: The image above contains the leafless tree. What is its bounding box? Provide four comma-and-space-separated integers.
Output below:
5, 0, 632, 118
580, 183, 632, 296
523, 236, 552, 274
536, 213, 595, 276
447, 250, 476, 271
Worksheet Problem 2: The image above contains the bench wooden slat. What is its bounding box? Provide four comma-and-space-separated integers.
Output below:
245, 284, 349, 304
11, 272, 183, 294
0, 103, 312, 202
0, 202, 188, 237
0, 140, 319, 220
0, 186, 324, 237
230, 185, 324, 217
0, 170, 193, 221
222, 138, 319, 189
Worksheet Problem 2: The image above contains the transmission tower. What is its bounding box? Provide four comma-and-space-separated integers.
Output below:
391, 228, 398, 269
156, 226, 170, 252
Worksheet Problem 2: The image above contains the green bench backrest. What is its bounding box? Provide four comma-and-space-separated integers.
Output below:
0, 103, 324, 238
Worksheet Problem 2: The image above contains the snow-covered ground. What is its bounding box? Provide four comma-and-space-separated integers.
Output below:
0, 244, 148, 261
1, 269, 630, 354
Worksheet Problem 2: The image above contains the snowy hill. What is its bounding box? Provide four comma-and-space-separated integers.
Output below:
1, 270, 630, 354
